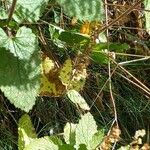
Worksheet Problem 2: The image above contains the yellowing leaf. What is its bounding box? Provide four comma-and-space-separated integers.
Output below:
40, 56, 87, 97
40, 74, 57, 96
59, 59, 72, 87
59, 58, 87, 91
39, 56, 66, 97
18, 114, 37, 150
71, 68, 87, 91
42, 57, 54, 74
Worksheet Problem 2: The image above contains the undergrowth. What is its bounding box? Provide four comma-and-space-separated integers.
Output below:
0, 0, 150, 149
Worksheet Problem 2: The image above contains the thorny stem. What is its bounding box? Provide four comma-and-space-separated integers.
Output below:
7, 0, 17, 24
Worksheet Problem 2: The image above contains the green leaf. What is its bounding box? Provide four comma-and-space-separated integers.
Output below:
56, 0, 104, 21
49, 24, 89, 48
75, 112, 98, 150
48, 136, 63, 146
49, 24, 66, 48
109, 43, 130, 51
8, 0, 49, 23
18, 114, 37, 150
144, 0, 150, 35
59, 144, 75, 150
67, 90, 90, 111
64, 122, 76, 145
89, 129, 104, 149
0, 48, 40, 112
0, 28, 8, 46
58, 31, 90, 45
0, 26, 38, 60
91, 52, 108, 64
23, 136, 59, 150
78, 144, 87, 150
0, 7, 8, 19
91, 42, 130, 64
93, 43, 130, 52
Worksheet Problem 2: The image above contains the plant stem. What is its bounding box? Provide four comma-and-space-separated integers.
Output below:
7, 0, 17, 24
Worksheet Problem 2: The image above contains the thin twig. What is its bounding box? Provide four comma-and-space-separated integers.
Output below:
98, 0, 142, 34
0, 95, 18, 125
38, 25, 61, 68
105, 0, 118, 126
99, 51, 149, 58
108, 60, 118, 123
119, 57, 150, 65
111, 52, 149, 58
90, 64, 119, 110
112, 26, 149, 31
112, 59, 150, 93
116, 72, 150, 97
